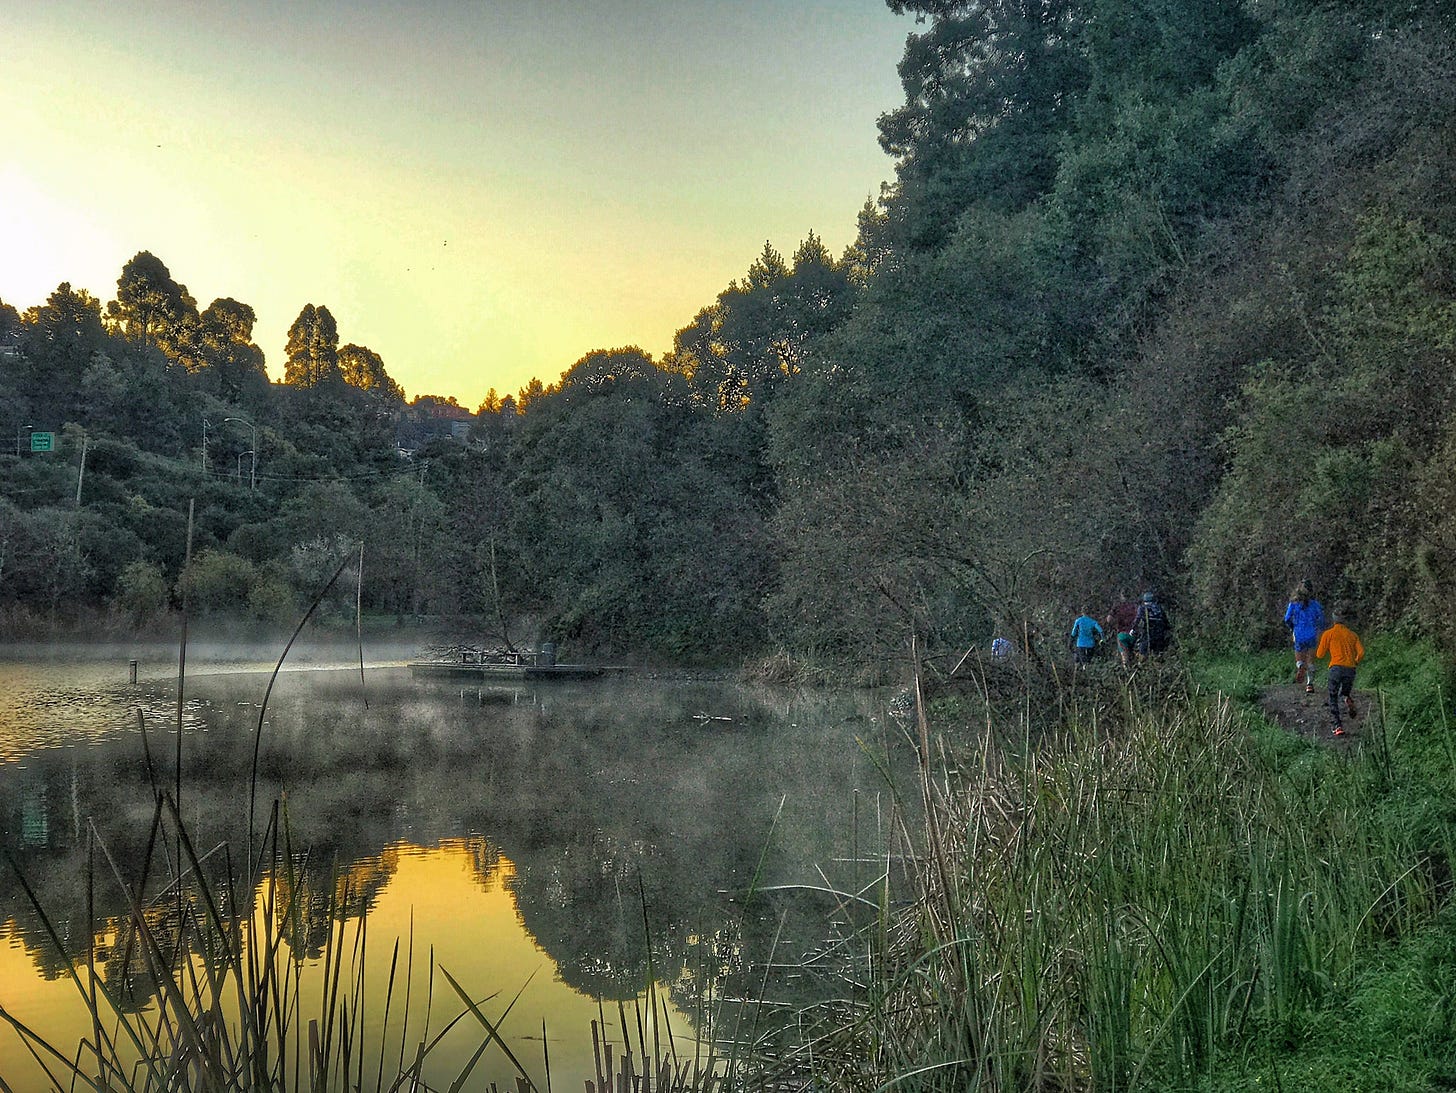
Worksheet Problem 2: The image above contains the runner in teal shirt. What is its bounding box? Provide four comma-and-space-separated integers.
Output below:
1070, 612, 1105, 666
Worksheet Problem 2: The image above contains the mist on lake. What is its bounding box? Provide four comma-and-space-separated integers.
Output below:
0, 641, 914, 1089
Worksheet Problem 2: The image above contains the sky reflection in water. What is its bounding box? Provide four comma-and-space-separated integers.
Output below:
0, 646, 901, 1090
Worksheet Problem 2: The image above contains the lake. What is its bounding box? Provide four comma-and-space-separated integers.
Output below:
0, 642, 910, 1091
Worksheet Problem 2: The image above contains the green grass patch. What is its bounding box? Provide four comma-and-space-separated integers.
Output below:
783, 643, 1456, 1091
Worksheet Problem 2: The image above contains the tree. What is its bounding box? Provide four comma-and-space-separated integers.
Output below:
20, 283, 108, 395
179, 549, 257, 613
668, 237, 854, 412
431, 444, 521, 638
517, 377, 547, 412
364, 477, 447, 618
283, 304, 341, 388
509, 348, 772, 654
198, 297, 268, 400
279, 482, 370, 558
114, 559, 169, 623
339, 343, 405, 402
879, 0, 1089, 241
107, 252, 200, 358
0, 298, 21, 349
2, 506, 93, 612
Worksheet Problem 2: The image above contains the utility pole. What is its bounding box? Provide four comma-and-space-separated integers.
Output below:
201, 418, 211, 471
224, 417, 258, 490
75, 434, 88, 505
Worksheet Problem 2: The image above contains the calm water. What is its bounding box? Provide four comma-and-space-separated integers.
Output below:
0, 644, 908, 1090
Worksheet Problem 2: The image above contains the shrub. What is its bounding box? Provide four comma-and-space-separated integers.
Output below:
113, 559, 168, 622
179, 549, 257, 613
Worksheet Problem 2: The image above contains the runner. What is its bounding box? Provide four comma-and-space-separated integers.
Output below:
1283, 579, 1326, 694
1069, 610, 1105, 668
1130, 590, 1172, 660
1107, 595, 1139, 668
1316, 606, 1365, 737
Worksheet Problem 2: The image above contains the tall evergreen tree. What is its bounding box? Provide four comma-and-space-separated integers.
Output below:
107, 252, 199, 357
283, 304, 341, 388
198, 297, 268, 399
880, 0, 1089, 241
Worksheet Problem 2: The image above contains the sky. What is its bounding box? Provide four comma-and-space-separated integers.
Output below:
3, 1, 911, 409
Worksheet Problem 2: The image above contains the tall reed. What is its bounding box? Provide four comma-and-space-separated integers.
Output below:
3, 787, 525, 1091
2, 545, 742, 1091
775, 665, 1447, 1091
5, 548, 534, 1091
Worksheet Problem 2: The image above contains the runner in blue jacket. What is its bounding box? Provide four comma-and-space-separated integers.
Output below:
1283, 579, 1326, 694
1069, 610, 1105, 667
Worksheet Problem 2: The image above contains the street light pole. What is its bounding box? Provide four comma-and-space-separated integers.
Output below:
236, 450, 253, 486
224, 417, 257, 490
202, 418, 211, 471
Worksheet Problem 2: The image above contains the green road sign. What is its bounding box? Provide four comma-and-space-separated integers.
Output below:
29, 432, 54, 453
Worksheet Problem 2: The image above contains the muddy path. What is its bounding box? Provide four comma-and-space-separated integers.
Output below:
1258, 681, 1372, 749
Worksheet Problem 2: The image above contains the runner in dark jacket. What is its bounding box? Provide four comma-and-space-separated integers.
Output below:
1131, 590, 1172, 658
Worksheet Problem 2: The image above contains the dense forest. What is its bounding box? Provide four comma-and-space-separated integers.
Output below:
4, 0, 1456, 667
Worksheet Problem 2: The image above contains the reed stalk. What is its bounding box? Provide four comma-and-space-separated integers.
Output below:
771, 663, 1451, 1091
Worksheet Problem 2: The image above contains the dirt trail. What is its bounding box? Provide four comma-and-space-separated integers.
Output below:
1258, 682, 1369, 749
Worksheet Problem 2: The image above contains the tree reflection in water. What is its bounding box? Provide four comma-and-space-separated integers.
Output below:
0, 665, 914, 1086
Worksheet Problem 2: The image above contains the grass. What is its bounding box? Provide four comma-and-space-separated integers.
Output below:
765, 648, 1456, 1091
3, 791, 510, 1091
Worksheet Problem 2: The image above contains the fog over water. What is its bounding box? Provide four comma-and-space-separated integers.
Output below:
0, 641, 911, 1090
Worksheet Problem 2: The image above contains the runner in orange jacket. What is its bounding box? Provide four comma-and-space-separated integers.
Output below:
1316, 608, 1364, 736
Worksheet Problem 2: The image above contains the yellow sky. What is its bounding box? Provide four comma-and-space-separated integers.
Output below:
2, 1, 908, 409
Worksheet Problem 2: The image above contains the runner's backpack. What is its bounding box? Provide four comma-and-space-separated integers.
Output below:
1144, 603, 1170, 649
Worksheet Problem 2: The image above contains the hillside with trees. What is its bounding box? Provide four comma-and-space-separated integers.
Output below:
4, 0, 1456, 667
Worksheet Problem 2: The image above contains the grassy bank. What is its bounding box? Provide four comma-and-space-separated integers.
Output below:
776, 643, 1456, 1091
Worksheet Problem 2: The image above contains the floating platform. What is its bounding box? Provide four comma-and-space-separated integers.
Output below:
408, 661, 603, 682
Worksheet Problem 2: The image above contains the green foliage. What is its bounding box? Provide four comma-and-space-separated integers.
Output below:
1187, 200, 1456, 647
338, 341, 405, 402
1190, 642, 1456, 1090
0, 505, 93, 610
180, 549, 258, 613
363, 475, 449, 617
19, 283, 107, 394
880, 0, 1089, 237
7, 7, 1456, 1086
246, 568, 298, 625
113, 559, 169, 622
106, 250, 200, 358
6, 0, 1456, 674
197, 296, 268, 401
789, 650, 1456, 1090
509, 347, 772, 656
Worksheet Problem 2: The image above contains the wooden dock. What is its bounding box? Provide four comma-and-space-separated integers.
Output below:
407, 642, 602, 682
407, 661, 603, 681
